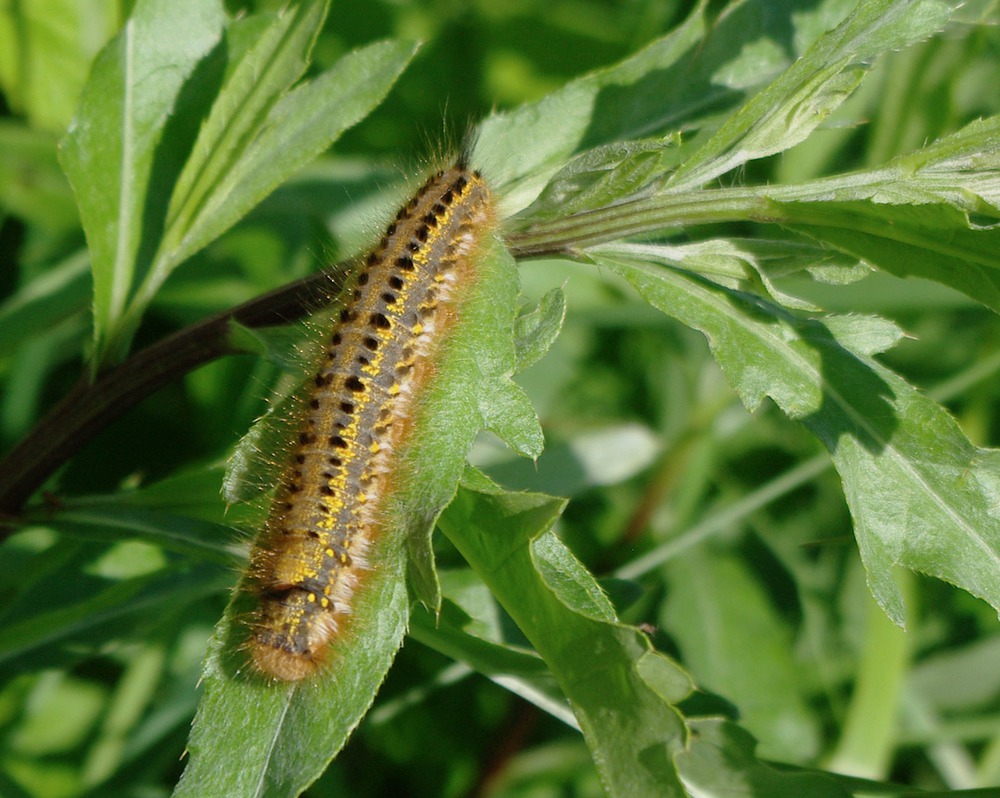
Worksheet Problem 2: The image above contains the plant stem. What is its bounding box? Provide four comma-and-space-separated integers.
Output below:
0, 179, 879, 534
0, 263, 349, 536
507, 188, 772, 256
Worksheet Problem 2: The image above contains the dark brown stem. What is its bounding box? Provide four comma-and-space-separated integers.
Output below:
0, 262, 353, 537
0, 236, 560, 540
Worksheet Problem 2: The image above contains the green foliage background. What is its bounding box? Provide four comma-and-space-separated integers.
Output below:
2, 1, 1000, 796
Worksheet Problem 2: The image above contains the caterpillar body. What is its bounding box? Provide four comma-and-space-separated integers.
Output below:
247, 164, 495, 681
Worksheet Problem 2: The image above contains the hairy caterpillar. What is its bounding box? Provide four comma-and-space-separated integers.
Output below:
247, 162, 496, 681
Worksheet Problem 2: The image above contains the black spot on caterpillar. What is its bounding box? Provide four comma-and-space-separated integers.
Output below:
247, 165, 496, 681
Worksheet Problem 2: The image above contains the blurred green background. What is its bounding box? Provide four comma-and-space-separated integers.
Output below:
3, 1, 1000, 796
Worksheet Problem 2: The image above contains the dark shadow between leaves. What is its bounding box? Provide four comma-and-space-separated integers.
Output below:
721, 285, 898, 456
795, 319, 898, 457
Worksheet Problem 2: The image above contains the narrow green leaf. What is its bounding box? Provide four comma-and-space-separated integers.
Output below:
595, 250, 1000, 625
31, 505, 241, 565
61, 0, 414, 368
110, 1, 331, 364
58, 0, 227, 365
439, 480, 692, 797
162, 2, 330, 253
0, 558, 224, 671
0, 249, 90, 358
165, 38, 419, 270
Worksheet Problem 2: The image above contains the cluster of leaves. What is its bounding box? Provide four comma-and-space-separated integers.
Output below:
2, 0, 1000, 797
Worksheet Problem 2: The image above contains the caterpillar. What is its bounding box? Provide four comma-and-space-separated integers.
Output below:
247, 162, 496, 681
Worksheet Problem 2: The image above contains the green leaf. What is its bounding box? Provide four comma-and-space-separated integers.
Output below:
670, 0, 953, 191
662, 549, 820, 761
473, 3, 707, 212
58, 0, 228, 366
478, 0, 950, 216
409, 570, 576, 727
439, 478, 692, 797
400, 237, 541, 608
513, 287, 567, 373
0, 0, 120, 131
0, 249, 90, 359
29, 504, 241, 565
595, 250, 1000, 625
178, 235, 537, 796
159, 2, 331, 261
162, 38, 419, 271
0, 121, 79, 231
61, 0, 416, 367
782, 201, 1000, 314
519, 136, 682, 223
677, 719, 853, 798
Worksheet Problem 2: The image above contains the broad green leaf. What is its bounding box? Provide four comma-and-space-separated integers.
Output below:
783, 201, 1000, 314
594, 250, 1000, 625
677, 719, 853, 797
58, 0, 228, 366
394, 237, 541, 608
409, 572, 577, 727
610, 239, 861, 312
177, 236, 539, 797
663, 549, 820, 761
439, 477, 692, 797
670, 0, 953, 191
473, 2, 707, 212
